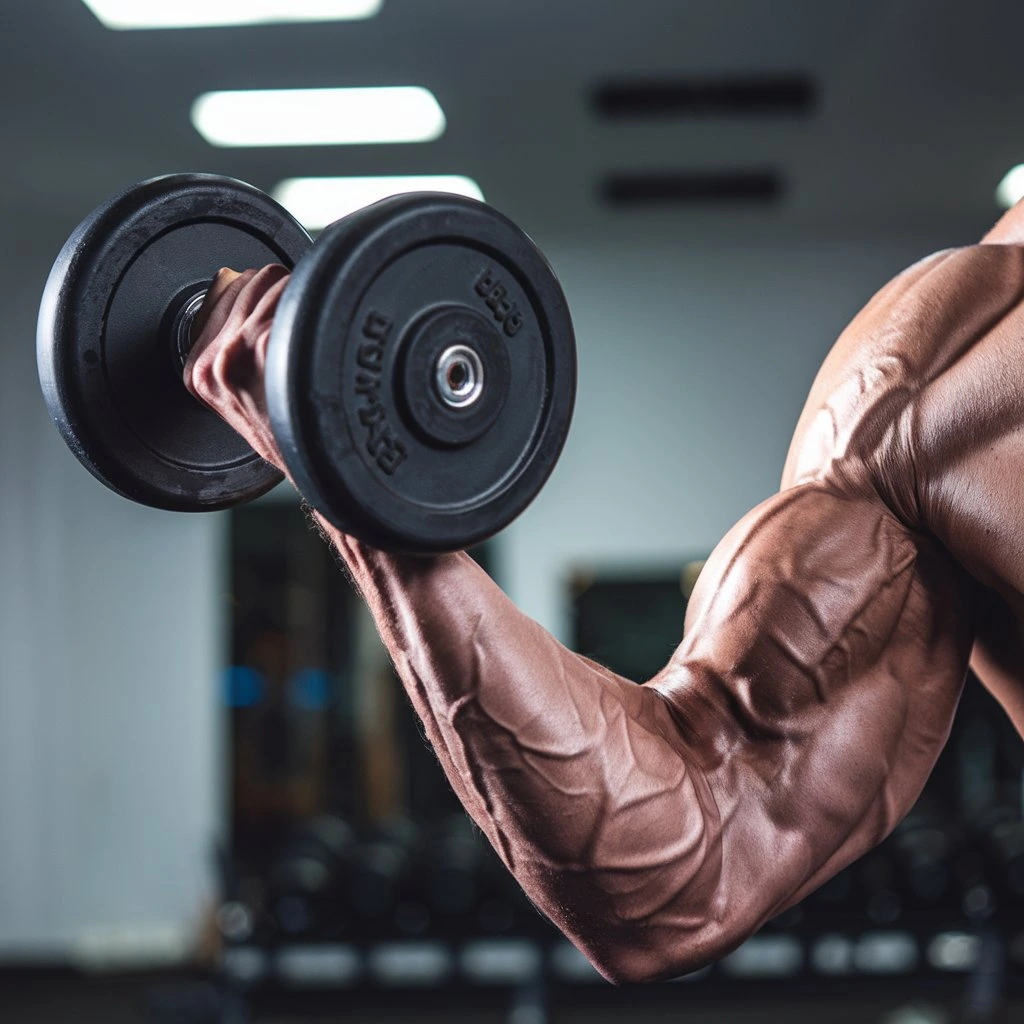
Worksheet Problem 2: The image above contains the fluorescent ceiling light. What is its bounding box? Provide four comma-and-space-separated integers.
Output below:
273, 176, 485, 230
82, 0, 382, 30
192, 87, 445, 147
996, 165, 1024, 209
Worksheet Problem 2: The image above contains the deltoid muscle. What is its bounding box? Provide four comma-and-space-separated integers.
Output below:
189, 201, 1024, 982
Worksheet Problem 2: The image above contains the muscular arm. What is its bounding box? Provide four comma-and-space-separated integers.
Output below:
187, 269, 974, 983
325, 486, 971, 981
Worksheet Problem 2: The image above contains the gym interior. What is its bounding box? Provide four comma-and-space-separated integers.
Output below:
3, 1, 1024, 1021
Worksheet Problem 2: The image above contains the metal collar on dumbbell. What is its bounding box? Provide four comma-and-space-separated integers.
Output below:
435, 345, 484, 409
172, 288, 209, 368
398, 305, 511, 449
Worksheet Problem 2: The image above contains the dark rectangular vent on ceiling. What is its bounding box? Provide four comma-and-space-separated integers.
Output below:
593, 76, 814, 119
601, 171, 782, 207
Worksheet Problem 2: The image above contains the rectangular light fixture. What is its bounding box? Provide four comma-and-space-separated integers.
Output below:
82, 0, 382, 30
996, 165, 1024, 209
192, 87, 446, 147
272, 176, 485, 230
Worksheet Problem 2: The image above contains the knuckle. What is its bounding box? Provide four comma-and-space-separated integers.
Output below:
195, 360, 218, 397
213, 338, 250, 392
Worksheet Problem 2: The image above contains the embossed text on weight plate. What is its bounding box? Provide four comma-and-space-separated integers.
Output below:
353, 310, 407, 476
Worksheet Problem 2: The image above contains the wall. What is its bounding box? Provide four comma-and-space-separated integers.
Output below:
502, 231, 956, 641
0, 212, 225, 962
0, 211, 958, 958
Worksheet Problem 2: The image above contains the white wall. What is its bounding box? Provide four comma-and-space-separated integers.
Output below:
0, 214, 225, 962
0, 211, 958, 959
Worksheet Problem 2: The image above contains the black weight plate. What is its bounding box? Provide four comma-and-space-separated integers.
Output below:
38, 173, 312, 511
267, 193, 576, 552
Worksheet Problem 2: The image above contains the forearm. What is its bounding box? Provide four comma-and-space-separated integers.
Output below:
316, 513, 725, 982
181, 269, 724, 978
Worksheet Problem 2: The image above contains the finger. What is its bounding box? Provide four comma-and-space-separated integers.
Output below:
197, 266, 289, 385
191, 265, 288, 352
250, 273, 292, 367
186, 268, 258, 378
184, 266, 291, 408
190, 267, 244, 339
218, 264, 290, 336
207, 266, 243, 304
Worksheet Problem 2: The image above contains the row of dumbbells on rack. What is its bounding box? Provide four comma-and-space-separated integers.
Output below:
218, 814, 544, 950
211, 802, 1024, 989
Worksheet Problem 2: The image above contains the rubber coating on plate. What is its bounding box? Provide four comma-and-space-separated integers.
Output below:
37, 173, 312, 511
266, 192, 576, 552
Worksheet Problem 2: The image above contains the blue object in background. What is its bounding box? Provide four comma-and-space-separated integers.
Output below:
224, 665, 266, 708
289, 668, 333, 710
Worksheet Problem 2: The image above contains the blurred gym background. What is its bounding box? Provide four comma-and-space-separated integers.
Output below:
3, 0, 1024, 1021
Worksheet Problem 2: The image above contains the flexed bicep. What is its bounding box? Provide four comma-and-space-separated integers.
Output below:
653, 484, 973, 938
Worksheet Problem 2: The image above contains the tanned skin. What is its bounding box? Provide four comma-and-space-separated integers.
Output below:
183, 202, 1024, 984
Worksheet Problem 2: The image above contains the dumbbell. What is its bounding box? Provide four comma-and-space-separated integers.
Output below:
270, 814, 358, 937
37, 174, 576, 552
348, 817, 423, 935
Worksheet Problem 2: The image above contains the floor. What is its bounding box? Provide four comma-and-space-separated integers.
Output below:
3, 969, 1024, 1024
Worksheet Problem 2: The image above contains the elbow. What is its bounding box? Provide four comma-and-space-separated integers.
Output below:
594, 952, 670, 987
579, 941, 652, 986
577, 925, 740, 987
541, 875, 746, 985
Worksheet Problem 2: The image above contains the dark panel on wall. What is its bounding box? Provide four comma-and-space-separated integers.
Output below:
593, 75, 815, 119
601, 170, 783, 206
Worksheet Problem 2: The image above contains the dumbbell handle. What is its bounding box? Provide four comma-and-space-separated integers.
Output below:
184, 271, 487, 417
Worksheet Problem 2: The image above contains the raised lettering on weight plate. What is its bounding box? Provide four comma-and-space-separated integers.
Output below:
352, 310, 407, 476
474, 267, 523, 338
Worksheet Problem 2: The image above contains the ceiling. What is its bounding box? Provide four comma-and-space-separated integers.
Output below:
2, 0, 1024, 245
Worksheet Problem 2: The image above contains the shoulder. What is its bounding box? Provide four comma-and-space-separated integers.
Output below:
781, 244, 1024, 525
